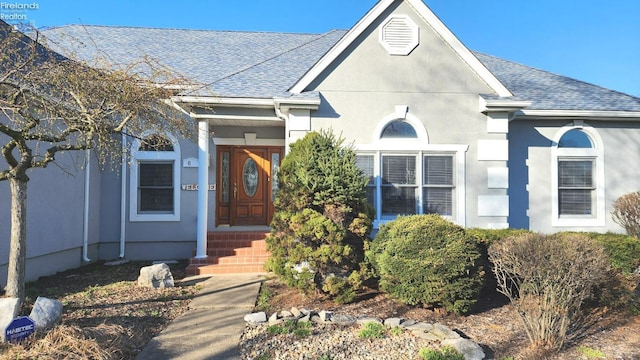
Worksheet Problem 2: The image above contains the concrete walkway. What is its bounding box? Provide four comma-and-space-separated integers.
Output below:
136, 274, 264, 360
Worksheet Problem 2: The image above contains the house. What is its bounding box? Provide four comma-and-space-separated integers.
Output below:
2, 0, 640, 283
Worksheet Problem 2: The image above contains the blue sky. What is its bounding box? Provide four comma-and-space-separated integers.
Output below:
3, 0, 638, 96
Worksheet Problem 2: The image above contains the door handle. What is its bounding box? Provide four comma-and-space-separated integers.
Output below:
233, 182, 238, 199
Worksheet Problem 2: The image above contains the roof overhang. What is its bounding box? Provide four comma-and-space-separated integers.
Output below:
513, 109, 640, 121
480, 98, 533, 113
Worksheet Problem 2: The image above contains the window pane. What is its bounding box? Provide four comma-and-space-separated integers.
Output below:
423, 156, 453, 185
559, 161, 593, 188
382, 156, 415, 185
382, 186, 416, 215
271, 153, 280, 202
559, 189, 592, 215
355, 155, 374, 185
381, 120, 417, 138
558, 129, 593, 148
139, 163, 173, 187
423, 188, 452, 216
221, 152, 230, 203
140, 188, 174, 212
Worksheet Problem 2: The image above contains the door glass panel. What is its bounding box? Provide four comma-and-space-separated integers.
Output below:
243, 158, 259, 197
221, 152, 230, 202
271, 153, 280, 201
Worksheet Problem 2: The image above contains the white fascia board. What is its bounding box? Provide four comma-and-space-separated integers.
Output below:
291, 0, 513, 98
480, 97, 533, 112
171, 95, 275, 108
274, 96, 321, 110
514, 109, 640, 120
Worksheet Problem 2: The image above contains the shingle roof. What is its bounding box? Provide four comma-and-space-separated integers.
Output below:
40, 25, 347, 99
40, 25, 640, 112
474, 52, 640, 112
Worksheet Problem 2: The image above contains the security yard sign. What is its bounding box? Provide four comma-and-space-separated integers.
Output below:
5, 316, 36, 343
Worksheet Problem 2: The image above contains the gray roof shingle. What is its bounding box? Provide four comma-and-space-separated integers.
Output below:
40, 25, 640, 112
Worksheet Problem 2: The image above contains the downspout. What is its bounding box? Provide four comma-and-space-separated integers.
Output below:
82, 149, 92, 263
120, 134, 127, 259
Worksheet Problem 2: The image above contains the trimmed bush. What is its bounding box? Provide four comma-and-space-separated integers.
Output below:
265, 131, 373, 303
367, 214, 484, 314
612, 191, 640, 238
489, 232, 610, 350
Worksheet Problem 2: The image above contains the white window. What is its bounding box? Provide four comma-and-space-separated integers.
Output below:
356, 114, 467, 228
130, 133, 181, 222
551, 124, 604, 227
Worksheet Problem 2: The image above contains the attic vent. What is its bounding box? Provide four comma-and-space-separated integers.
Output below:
379, 15, 419, 56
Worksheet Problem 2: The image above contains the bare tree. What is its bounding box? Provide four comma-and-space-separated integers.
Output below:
0, 21, 194, 304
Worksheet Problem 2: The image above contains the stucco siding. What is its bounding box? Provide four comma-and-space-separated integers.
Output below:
509, 119, 640, 234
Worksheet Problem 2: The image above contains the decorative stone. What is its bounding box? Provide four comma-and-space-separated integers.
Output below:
383, 317, 404, 327
290, 307, 302, 318
280, 310, 294, 318
399, 319, 417, 328
330, 314, 357, 326
413, 331, 442, 341
29, 297, 63, 331
244, 312, 267, 323
356, 316, 382, 325
137, 263, 174, 288
319, 310, 332, 322
442, 338, 485, 360
0, 298, 20, 342
268, 312, 281, 325
430, 323, 461, 340
405, 322, 434, 333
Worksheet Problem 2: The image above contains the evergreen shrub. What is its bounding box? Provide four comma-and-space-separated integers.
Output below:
367, 214, 484, 314
265, 131, 373, 303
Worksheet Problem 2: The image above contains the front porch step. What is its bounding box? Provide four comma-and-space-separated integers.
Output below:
186, 231, 270, 276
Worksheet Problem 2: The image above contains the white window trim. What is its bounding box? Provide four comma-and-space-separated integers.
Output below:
551, 124, 605, 227
356, 144, 468, 229
130, 132, 181, 222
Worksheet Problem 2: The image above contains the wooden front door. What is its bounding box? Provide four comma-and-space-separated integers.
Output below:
216, 146, 282, 226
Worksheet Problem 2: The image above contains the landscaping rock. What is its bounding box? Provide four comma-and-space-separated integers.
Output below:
405, 322, 434, 333
384, 317, 404, 327
0, 298, 20, 342
357, 316, 383, 325
441, 337, 486, 360
137, 263, 174, 288
430, 323, 461, 340
319, 310, 332, 322
330, 314, 357, 326
29, 297, 63, 331
244, 312, 267, 323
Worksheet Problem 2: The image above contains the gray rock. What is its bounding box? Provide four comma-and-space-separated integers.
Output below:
405, 322, 434, 333
137, 263, 174, 288
383, 317, 404, 327
0, 298, 20, 342
413, 331, 442, 341
29, 297, 63, 331
290, 307, 302, 318
442, 338, 485, 360
244, 312, 267, 323
356, 316, 383, 325
399, 319, 417, 328
319, 310, 332, 322
429, 323, 461, 340
268, 311, 280, 325
298, 314, 311, 323
280, 310, 294, 318
330, 314, 357, 326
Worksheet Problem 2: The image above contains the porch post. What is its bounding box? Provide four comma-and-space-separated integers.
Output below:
195, 120, 209, 259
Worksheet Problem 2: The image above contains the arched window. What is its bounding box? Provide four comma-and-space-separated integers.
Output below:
552, 125, 604, 227
130, 133, 181, 222
380, 120, 417, 138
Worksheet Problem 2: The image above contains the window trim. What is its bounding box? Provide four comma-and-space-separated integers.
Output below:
551, 124, 605, 227
356, 145, 467, 228
130, 132, 181, 222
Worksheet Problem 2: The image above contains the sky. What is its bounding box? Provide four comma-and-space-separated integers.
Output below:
2, 0, 638, 97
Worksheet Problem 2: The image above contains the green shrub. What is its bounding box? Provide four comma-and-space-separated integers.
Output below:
419, 346, 465, 360
358, 322, 386, 339
489, 233, 610, 350
266, 320, 311, 337
265, 131, 374, 303
368, 214, 484, 314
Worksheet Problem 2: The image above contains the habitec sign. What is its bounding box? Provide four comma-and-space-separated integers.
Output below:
5, 316, 35, 343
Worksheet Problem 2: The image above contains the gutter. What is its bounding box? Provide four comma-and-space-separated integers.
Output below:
82, 149, 91, 263
119, 134, 127, 259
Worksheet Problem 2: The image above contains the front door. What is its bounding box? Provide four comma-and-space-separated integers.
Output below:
216, 146, 282, 226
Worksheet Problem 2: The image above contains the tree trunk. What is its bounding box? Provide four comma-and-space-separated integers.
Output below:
6, 177, 27, 304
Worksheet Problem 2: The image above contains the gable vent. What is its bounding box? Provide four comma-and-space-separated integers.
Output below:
379, 15, 419, 56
